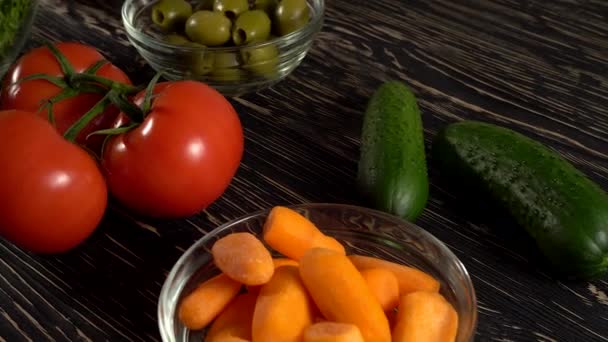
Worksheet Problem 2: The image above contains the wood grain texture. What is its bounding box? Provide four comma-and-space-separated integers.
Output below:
1, 0, 607, 341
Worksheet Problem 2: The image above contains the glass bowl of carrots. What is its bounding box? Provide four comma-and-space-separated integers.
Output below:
158, 203, 478, 341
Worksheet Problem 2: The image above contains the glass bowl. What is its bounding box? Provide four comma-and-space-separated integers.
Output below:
158, 203, 478, 341
0, 0, 38, 79
121, 0, 324, 96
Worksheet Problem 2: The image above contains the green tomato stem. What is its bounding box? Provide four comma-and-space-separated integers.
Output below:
47, 103, 55, 126
108, 90, 145, 123
45, 41, 76, 77
141, 72, 163, 116
63, 92, 112, 142
12, 73, 67, 88
40, 83, 109, 127
86, 123, 139, 140
40, 87, 80, 125
84, 59, 108, 75
88, 122, 140, 158
69, 72, 140, 95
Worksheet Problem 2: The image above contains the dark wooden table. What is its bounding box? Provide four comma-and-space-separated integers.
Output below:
2, 0, 607, 341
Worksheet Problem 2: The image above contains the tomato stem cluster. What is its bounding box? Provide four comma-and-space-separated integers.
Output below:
18, 42, 166, 144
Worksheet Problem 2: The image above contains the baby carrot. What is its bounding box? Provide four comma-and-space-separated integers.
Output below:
392, 291, 459, 342
273, 257, 299, 268
348, 255, 440, 295
252, 265, 314, 342
178, 273, 242, 330
314, 316, 326, 323
211, 338, 249, 342
313, 234, 346, 255
303, 322, 365, 342
262, 206, 345, 260
211, 232, 274, 286
360, 268, 400, 312
299, 248, 391, 342
245, 258, 300, 293
206, 292, 257, 342
387, 309, 398, 330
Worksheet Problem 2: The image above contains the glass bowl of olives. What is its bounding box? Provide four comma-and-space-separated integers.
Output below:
121, 0, 324, 96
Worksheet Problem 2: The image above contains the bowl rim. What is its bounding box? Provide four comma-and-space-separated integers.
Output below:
121, 0, 326, 52
158, 202, 478, 341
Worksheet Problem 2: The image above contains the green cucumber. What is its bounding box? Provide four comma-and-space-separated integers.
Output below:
357, 81, 429, 221
432, 120, 608, 279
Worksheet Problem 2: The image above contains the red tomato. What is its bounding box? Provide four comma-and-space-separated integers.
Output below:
0, 42, 132, 153
0, 110, 107, 253
101, 81, 244, 218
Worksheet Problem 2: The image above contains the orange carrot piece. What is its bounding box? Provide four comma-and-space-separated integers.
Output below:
392, 291, 459, 342
263, 206, 318, 260
313, 234, 346, 255
262, 206, 345, 260
211, 232, 274, 286
246, 258, 300, 293
206, 292, 257, 342
273, 257, 299, 268
360, 268, 400, 312
252, 265, 314, 342
348, 255, 440, 295
211, 338, 250, 342
387, 308, 398, 330
299, 248, 391, 342
255, 264, 323, 325
245, 285, 261, 296
178, 273, 242, 330
303, 322, 365, 342
314, 316, 326, 323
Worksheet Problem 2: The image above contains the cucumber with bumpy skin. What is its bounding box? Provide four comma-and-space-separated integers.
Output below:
357, 81, 429, 221
432, 120, 608, 279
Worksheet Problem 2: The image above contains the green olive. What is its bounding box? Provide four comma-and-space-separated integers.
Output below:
190, 51, 214, 76
179, 41, 214, 76
241, 44, 278, 77
213, 0, 249, 20
194, 0, 215, 10
167, 39, 213, 76
274, 0, 309, 36
210, 52, 244, 81
164, 33, 192, 45
212, 68, 246, 81
151, 0, 193, 32
185, 11, 232, 46
212, 51, 240, 68
232, 10, 271, 45
254, 0, 277, 14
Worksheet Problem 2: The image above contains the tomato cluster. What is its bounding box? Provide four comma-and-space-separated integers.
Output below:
0, 42, 244, 253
